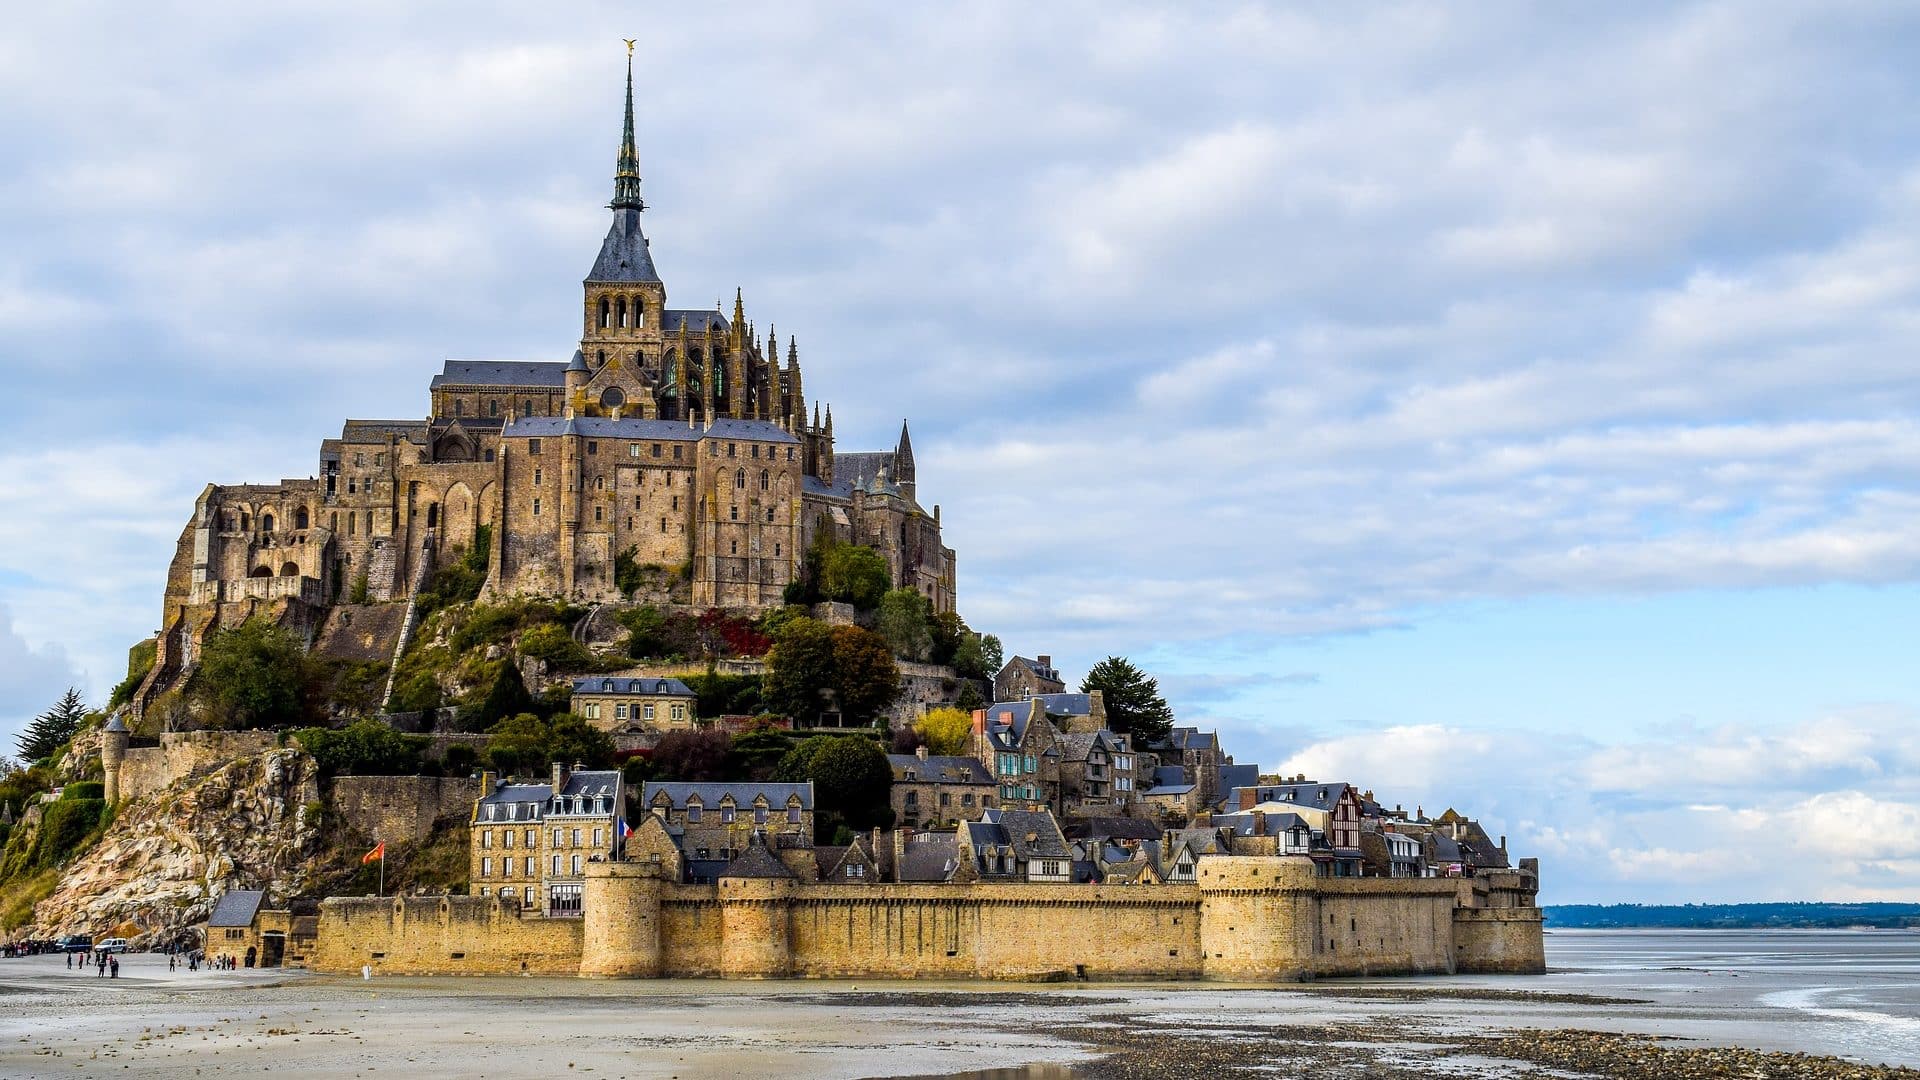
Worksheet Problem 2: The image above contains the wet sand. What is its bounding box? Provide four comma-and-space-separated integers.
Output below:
2, 936, 1918, 1078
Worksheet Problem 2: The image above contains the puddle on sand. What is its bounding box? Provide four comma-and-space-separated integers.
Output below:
883, 1060, 1082, 1068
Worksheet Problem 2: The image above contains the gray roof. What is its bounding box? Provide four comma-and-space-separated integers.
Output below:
719, 837, 795, 880
430, 360, 568, 389
1218, 764, 1259, 792
574, 676, 694, 697
504, 415, 798, 444
587, 208, 662, 283
1168, 728, 1217, 751
1216, 810, 1311, 837
888, 754, 993, 785
1003, 656, 1062, 683
1151, 765, 1189, 788
1057, 730, 1123, 762
1222, 781, 1354, 815
557, 770, 620, 799
897, 834, 959, 883
833, 451, 899, 491
972, 808, 1071, 861
102, 715, 128, 734
1166, 827, 1230, 856
340, 419, 428, 443
661, 309, 730, 334
208, 890, 266, 928
479, 782, 553, 808
985, 693, 1091, 726
1061, 817, 1163, 843
644, 781, 814, 811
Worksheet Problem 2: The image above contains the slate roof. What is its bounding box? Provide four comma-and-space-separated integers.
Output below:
897, 834, 959, 883
1002, 656, 1062, 683
1166, 827, 1231, 856
208, 890, 266, 928
984, 693, 1092, 724
340, 419, 429, 442
1218, 764, 1259, 792
1061, 816, 1164, 843
574, 676, 695, 697
660, 309, 730, 334
1221, 781, 1354, 814
1215, 811, 1311, 837
1167, 728, 1217, 751
888, 754, 993, 784
719, 837, 795, 880
643, 781, 814, 811
587, 208, 663, 283
1057, 730, 1124, 762
833, 451, 899, 491
557, 770, 620, 800
973, 808, 1071, 860
1150, 766, 1189, 788
477, 782, 553, 817
430, 360, 569, 389
685, 859, 731, 884
503, 415, 798, 444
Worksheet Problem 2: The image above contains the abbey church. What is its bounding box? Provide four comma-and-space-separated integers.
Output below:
148, 56, 955, 698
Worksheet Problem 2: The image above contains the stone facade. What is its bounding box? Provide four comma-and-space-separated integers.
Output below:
570, 676, 697, 734
312, 854, 1543, 981
135, 60, 956, 721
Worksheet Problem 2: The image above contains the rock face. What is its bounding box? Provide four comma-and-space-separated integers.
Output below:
30, 748, 323, 944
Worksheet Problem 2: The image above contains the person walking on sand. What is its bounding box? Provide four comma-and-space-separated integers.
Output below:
109, 956, 118, 979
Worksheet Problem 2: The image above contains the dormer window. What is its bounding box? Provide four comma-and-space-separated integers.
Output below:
687, 802, 702, 822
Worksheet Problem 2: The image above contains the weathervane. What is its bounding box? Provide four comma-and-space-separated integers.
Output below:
624, 38, 636, 56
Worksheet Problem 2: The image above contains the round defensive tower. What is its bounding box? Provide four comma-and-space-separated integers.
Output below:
580, 861, 664, 977
1196, 856, 1318, 981
100, 714, 130, 805
717, 874, 795, 978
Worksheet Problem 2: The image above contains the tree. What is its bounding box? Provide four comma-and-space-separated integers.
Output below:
472, 662, 534, 728
295, 719, 426, 776
649, 729, 733, 781
928, 611, 965, 667
876, 589, 933, 661
195, 620, 310, 728
16, 689, 87, 761
481, 712, 613, 775
727, 723, 795, 780
763, 620, 899, 727
774, 734, 893, 838
914, 707, 973, 756
618, 604, 672, 658
952, 631, 1000, 682
829, 626, 900, 726
820, 544, 890, 610
1080, 656, 1175, 744
517, 622, 587, 666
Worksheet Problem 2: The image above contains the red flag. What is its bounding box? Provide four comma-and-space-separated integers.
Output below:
362, 842, 385, 865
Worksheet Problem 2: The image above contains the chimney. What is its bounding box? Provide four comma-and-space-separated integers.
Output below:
1499, 835, 1507, 852
1037, 654, 1051, 670
551, 761, 566, 792
1252, 810, 1266, 836
895, 827, 912, 873
1239, 789, 1257, 811
479, 769, 496, 792
971, 709, 987, 737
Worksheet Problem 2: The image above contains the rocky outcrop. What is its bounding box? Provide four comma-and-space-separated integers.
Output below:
29, 748, 323, 945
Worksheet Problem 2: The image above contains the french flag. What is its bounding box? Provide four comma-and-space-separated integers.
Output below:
618, 818, 633, 839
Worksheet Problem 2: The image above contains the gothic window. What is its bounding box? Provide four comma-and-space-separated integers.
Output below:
599, 297, 611, 329
631, 296, 645, 328
616, 297, 628, 328
489, 399, 499, 417
295, 507, 309, 530
759, 470, 769, 491
734, 468, 745, 489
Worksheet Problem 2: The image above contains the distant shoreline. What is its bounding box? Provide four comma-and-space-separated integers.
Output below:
1545, 902, 1920, 930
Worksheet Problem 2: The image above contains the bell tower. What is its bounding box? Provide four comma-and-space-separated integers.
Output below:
580, 43, 667, 393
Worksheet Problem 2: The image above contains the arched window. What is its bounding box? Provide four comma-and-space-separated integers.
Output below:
295, 507, 309, 530
599, 296, 611, 329
734, 468, 745, 489
454, 399, 464, 416
261, 512, 275, 533
759, 470, 769, 491
281, 561, 299, 577
616, 297, 628, 328
250, 566, 272, 578
489, 399, 499, 417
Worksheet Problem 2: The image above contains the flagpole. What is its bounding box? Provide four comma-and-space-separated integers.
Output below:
378, 838, 384, 898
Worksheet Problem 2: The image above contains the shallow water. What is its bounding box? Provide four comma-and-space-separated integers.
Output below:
0, 929, 1916, 1077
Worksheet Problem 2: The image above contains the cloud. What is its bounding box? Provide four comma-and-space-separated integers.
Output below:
0, 602, 85, 753
1275, 709, 1920, 903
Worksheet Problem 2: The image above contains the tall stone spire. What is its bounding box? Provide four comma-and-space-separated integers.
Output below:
610, 43, 645, 212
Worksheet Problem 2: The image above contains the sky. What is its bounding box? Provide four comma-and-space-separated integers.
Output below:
2, 2, 1919, 904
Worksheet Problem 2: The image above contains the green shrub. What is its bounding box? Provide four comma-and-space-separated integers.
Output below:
293, 719, 427, 776
518, 622, 587, 665
107, 639, 158, 709
191, 619, 312, 728
387, 671, 443, 714
443, 744, 479, 775
61, 781, 104, 802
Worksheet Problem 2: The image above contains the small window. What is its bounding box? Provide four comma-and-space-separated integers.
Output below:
587, 441, 598, 455
728, 443, 736, 458
528, 439, 542, 455
594, 506, 603, 522
673, 445, 682, 460
730, 505, 738, 521
629, 444, 640, 458
534, 468, 542, 485
652, 443, 662, 458
532, 498, 541, 516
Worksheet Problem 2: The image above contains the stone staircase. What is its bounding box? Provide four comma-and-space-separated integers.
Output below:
380, 532, 437, 709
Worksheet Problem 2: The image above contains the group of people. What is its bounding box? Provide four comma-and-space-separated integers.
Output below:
65, 949, 119, 977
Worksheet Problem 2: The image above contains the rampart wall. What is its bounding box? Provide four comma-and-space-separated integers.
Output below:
119, 730, 281, 802
328, 775, 480, 844
312, 856, 1544, 982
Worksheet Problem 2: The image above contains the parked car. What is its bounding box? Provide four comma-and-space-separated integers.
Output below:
58, 934, 91, 952
93, 937, 129, 954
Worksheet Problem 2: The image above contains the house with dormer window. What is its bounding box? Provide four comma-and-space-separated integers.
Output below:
642, 781, 813, 863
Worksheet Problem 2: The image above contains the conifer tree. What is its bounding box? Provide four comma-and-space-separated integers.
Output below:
1079, 657, 1174, 744
16, 688, 87, 762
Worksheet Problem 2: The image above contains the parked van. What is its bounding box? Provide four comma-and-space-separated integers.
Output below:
93, 938, 129, 954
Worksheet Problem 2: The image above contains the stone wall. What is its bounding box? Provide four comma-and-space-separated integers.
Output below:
328, 775, 480, 844
117, 730, 281, 802
313, 896, 582, 975
311, 855, 1544, 981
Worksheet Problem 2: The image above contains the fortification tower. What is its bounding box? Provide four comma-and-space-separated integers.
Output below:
100, 714, 129, 805
580, 861, 665, 977
716, 834, 796, 977
1196, 856, 1317, 981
